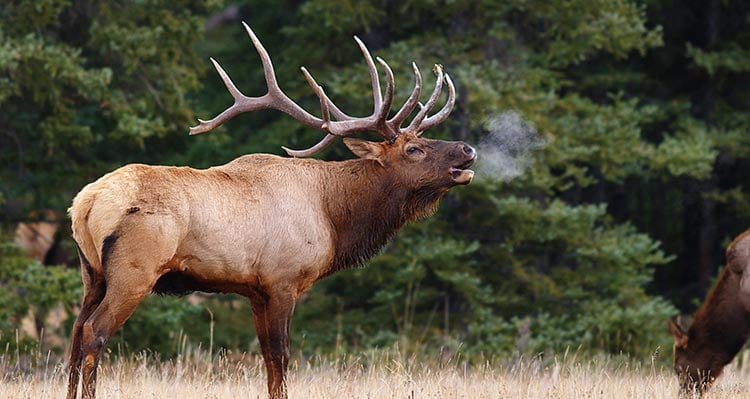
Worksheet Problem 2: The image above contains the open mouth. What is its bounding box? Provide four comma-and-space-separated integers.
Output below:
450, 157, 476, 184
456, 158, 475, 170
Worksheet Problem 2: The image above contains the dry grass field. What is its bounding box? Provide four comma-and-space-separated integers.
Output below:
3, 347, 750, 398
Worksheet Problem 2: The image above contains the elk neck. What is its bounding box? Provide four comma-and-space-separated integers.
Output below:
319, 158, 447, 277
689, 265, 750, 366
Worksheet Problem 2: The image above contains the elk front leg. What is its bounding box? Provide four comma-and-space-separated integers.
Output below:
250, 291, 296, 399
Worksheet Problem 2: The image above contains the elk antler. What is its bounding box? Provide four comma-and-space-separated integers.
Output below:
190, 21, 456, 157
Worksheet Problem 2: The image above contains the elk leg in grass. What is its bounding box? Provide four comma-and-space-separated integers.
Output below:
67, 251, 105, 399
79, 267, 161, 399
250, 295, 275, 394
251, 291, 296, 399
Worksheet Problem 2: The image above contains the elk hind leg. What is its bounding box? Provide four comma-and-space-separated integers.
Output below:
79, 265, 161, 398
67, 247, 106, 399
79, 281, 156, 398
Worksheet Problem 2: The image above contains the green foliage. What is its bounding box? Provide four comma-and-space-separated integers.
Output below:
108, 295, 204, 356
687, 42, 750, 76
297, 0, 385, 34
448, 192, 678, 358
0, 238, 81, 348
520, 296, 676, 356
530, 0, 663, 66
650, 131, 716, 179
110, 294, 257, 357
0, 0, 222, 215
706, 187, 750, 221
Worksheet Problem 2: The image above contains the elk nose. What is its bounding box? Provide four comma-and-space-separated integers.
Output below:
462, 144, 476, 158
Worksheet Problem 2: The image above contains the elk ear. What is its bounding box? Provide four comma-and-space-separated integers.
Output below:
344, 138, 384, 164
668, 317, 689, 348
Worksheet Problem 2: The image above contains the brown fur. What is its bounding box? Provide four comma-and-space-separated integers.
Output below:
66, 133, 476, 399
668, 229, 750, 398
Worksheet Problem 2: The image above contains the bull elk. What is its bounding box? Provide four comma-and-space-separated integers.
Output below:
66, 22, 476, 399
668, 229, 750, 398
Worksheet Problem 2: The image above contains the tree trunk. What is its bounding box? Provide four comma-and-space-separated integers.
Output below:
696, 0, 720, 293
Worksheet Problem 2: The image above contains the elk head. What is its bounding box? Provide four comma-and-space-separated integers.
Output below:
189, 22, 475, 185
668, 316, 719, 398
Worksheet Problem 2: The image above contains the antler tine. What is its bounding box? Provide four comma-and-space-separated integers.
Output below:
240, 22, 332, 128
388, 62, 423, 130
402, 64, 444, 134
189, 57, 252, 135
300, 67, 331, 128
300, 67, 351, 122
282, 134, 338, 157
375, 57, 397, 140
241, 21, 278, 95
354, 36, 382, 111
416, 73, 456, 135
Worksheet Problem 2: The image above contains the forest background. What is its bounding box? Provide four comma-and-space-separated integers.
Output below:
0, 0, 748, 364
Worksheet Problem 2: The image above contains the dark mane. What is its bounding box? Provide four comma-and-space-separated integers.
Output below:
321, 162, 448, 277
689, 265, 748, 362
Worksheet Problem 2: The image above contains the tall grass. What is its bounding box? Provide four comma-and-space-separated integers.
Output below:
3, 341, 750, 398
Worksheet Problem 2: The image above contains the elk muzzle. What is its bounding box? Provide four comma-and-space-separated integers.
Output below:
450, 143, 477, 185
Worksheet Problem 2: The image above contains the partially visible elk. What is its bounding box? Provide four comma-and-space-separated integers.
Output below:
66, 22, 476, 399
14, 209, 60, 263
668, 229, 750, 398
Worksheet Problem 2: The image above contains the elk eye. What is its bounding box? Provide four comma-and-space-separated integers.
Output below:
406, 146, 423, 155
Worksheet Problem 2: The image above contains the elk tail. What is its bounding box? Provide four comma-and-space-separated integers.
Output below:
69, 189, 104, 278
